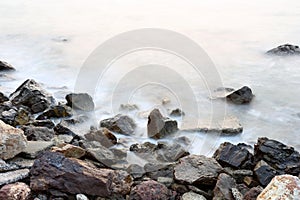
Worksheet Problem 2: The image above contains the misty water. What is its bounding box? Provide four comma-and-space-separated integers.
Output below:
1, 0, 300, 155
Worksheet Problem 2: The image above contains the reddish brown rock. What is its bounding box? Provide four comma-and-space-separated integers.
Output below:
0, 182, 30, 200
84, 128, 117, 148
213, 173, 236, 200
51, 143, 86, 158
243, 186, 263, 200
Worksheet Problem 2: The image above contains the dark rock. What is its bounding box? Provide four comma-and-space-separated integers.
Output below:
0, 182, 30, 200
0, 60, 15, 71
54, 123, 78, 138
243, 186, 263, 200
84, 128, 117, 148
36, 105, 72, 120
21, 141, 54, 159
243, 176, 258, 187
30, 151, 132, 196
129, 142, 157, 153
213, 142, 254, 169
187, 185, 212, 199
1, 107, 31, 126
28, 119, 55, 129
254, 137, 300, 175
254, 160, 277, 187
100, 114, 136, 135
0, 169, 30, 185
213, 173, 236, 200
174, 155, 223, 186
266, 44, 300, 56
129, 180, 176, 200
21, 126, 55, 141
147, 109, 178, 139
0, 92, 9, 104
10, 79, 55, 113
171, 183, 189, 194
225, 168, 253, 183
145, 163, 175, 180
169, 108, 185, 117
226, 86, 253, 104
66, 93, 94, 111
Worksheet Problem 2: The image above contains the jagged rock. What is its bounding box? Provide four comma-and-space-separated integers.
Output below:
21, 141, 53, 159
257, 175, 300, 200
213, 142, 254, 169
30, 152, 132, 196
66, 93, 94, 111
254, 137, 300, 175
28, 119, 55, 129
0, 92, 9, 104
243, 186, 263, 200
21, 126, 55, 141
147, 109, 178, 139
36, 105, 72, 120
174, 155, 223, 186
213, 173, 236, 200
1, 107, 31, 127
254, 160, 278, 187
54, 123, 78, 137
267, 44, 300, 56
226, 86, 253, 104
0, 169, 30, 185
100, 114, 136, 135
86, 145, 122, 167
170, 108, 185, 117
84, 128, 117, 148
0, 120, 27, 160
129, 180, 176, 200
10, 79, 55, 113
0, 60, 15, 71
182, 191, 206, 200
145, 163, 175, 180
51, 143, 85, 158
0, 182, 30, 200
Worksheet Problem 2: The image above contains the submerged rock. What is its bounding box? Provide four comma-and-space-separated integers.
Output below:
226, 86, 253, 104
267, 44, 300, 56
100, 114, 136, 135
0, 60, 15, 71
0, 182, 30, 200
66, 93, 94, 111
213, 173, 236, 200
147, 109, 178, 139
257, 175, 300, 200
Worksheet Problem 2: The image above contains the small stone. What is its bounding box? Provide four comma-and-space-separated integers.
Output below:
254, 160, 278, 187
66, 93, 94, 111
100, 114, 136, 135
0, 60, 15, 71
0, 169, 30, 185
0, 182, 30, 200
51, 143, 85, 158
76, 194, 89, 200
226, 86, 253, 104
21, 141, 53, 159
182, 191, 207, 200
169, 108, 185, 117
243, 186, 263, 200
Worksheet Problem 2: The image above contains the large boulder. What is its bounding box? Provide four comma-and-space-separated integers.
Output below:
0, 60, 15, 71
100, 114, 136, 135
0, 182, 30, 200
266, 44, 300, 56
257, 175, 300, 200
213, 173, 236, 200
226, 86, 253, 104
30, 151, 132, 197
254, 137, 300, 175
147, 109, 178, 139
9, 79, 55, 113
66, 93, 94, 111
174, 155, 223, 186
0, 120, 27, 160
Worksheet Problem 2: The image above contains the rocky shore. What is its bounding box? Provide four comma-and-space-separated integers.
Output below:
0, 48, 299, 200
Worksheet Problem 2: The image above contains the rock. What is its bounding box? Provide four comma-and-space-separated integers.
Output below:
254, 137, 300, 175
0, 182, 30, 200
213, 142, 254, 169
162, 97, 171, 105
174, 155, 223, 186
30, 151, 132, 196
51, 143, 85, 158
100, 114, 136, 135
86, 145, 119, 167
1, 107, 31, 127
147, 109, 178, 139
243, 186, 263, 200
226, 86, 253, 104
230, 169, 253, 183
0, 169, 30, 185
129, 180, 176, 200
213, 173, 236, 200
243, 176, 258, 187
144, 163, 175, 180
36, 105, 72, 120
66, 93, 94, 111
84, 128, 117, 148
126, 164, 145, 179
21, 141, 53, 159
0, 120, 27, 160
157, 177, 173, 187
76, 194, 89, 200
0, 60, 15, 71
119, 104, 139, 111
7, 157, 35, 169
266, 44, 300, 56
257, 175, 300, 200
231, 188, 243, 200
0, 159, 19, 172
10, 79, 55, 113
254, 160, 277, 187
28, 119, 55, 129
21, 126, 55, 141
182, 191, 207, 200
54, 123, 78, 137
0, 92, 9, 104
169, 108, 185, 117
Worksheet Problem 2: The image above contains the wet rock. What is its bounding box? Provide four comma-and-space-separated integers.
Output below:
254, 160, 277, 187
85, 128, 117, 148
129, 180, 176, 200
174, 155, 223, 186
213, 142, 254, 169
254, 137, 300, 175
28, 119, 55, 129
100, 114, 136, 135
66, 93, 94, 111
169, 108, 185, 117
182, 191, 206, 200
213, 173, 236, 200
0, 92, 9, 104
257, 175, 300, 200
0, 60, 15, 71
0, 120, 27, 160
267, 44, 300, 56
30, 151, 132, 196
243, 186, 263, 200
21, 141, 53, 159
22, 126, 55, 141
14, 107, 31, 126
36, 105, 72, 120
0, 169, 30, 185
51, 143, 85, 158
0, 182, 30, 200
226, 86, 253, 104
10, 79, 55, 113
147, 109, 178, 139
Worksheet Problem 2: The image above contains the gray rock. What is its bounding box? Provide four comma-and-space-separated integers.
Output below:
169, 108, 185, 117
21, 141, 54, 159
254, 160, 277, 187
157, 177, 173, 187
213, 173, 236, 200
86, 145, 119, 167
0, 169, 30, 185
76, 194, 89, 200
267, 44, 300, 56
22, 126, 55, 141
126, 164, 145, 179
36, 105, 72, 120
100, 114, 136, 135
8, 157, 35, 169
66, 93, 94, 111
182, 192, 207, 200
0, 159, 19, 172
226, 86, 253, 104
0, 60, 15, 71
84, 127, 117, 148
